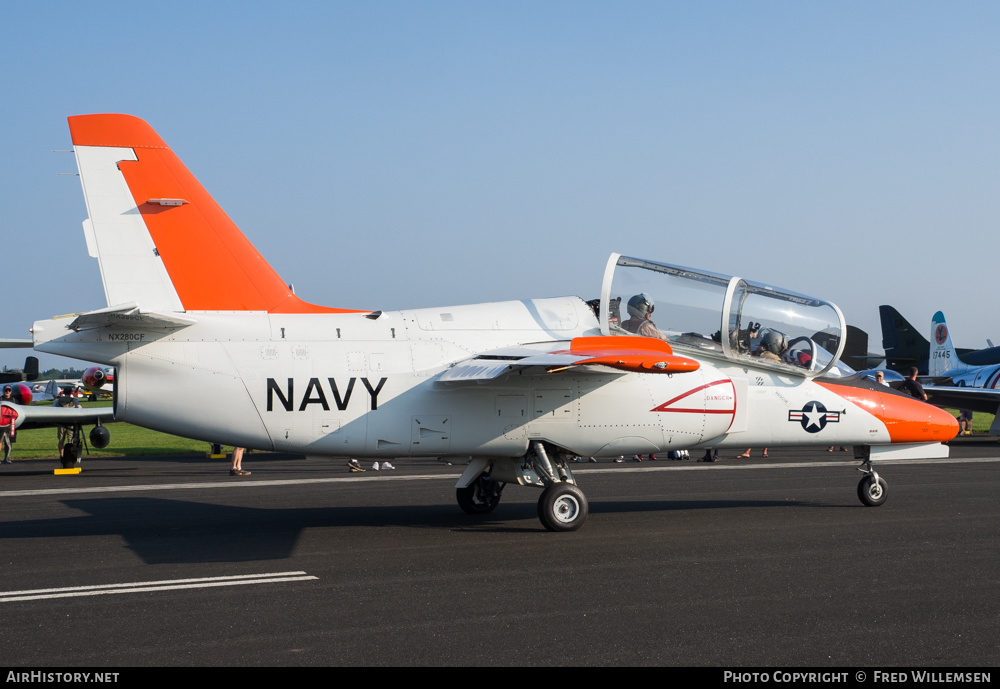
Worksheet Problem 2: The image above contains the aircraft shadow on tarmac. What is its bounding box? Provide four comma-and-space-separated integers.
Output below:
0, 495, 820, 564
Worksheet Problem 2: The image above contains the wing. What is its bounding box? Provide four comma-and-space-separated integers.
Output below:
923, 385, 1000, 415
438, 336, 700, 383
4, 403, 115, 431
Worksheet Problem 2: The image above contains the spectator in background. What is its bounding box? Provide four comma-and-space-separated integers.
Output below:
899, 367, 928, 401
958, 410, 973, 436
1, 386, 17, 464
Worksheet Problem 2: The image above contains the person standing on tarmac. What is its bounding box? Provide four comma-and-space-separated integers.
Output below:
230, 447, 251, 476
1, 385, 17, 464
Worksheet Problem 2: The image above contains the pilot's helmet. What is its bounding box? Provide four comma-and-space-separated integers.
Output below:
2, 385, 10, 394
759, 329, 787, 354
627, 293, 654, 319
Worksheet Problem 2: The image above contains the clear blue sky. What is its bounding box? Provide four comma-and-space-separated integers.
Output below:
3, 1, 999, 372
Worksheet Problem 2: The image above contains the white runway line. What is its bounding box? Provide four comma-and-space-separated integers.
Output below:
0, 571, 318, 603
1, 456, 998, 499
579, 456, 1000, 475
0, 473, 460, 498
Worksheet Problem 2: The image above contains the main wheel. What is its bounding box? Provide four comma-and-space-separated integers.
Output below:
456, 475, 504, 514
537, 483, 589, 532
857, 475, 888, 507
60, 445, 78, 469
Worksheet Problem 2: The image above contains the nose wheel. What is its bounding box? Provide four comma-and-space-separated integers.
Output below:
855, 453, 888, 507
857, 474, 888, 506
537, 483, 589, 532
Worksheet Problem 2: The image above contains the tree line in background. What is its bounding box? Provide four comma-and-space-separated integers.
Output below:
0, 366, 87, 379
38, 368, 86, 380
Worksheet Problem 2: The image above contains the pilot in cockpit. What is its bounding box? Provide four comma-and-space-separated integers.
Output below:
753, 329, 786, 363
622, 293, 669, 340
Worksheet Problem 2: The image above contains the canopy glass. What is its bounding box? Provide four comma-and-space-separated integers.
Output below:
600, 254, 847, 377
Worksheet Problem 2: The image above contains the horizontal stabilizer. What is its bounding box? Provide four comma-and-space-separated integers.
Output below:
67, 303, 196, 332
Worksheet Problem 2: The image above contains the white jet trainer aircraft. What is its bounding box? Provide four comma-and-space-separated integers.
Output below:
31, 115, 957, 531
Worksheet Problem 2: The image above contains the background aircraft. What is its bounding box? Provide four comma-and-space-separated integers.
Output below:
0, 344, 115, 468
917, 311, 1000, 435
880, 305, 1000, 375
36, 366, 116, 402
814, 323, 887, 375
0, 356, 39, 385
79, 365, 114, 400
1, 389, 114, 468
30, 114, 956, 530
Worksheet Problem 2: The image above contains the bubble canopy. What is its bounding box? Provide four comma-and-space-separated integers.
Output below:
599, 254, 847, 378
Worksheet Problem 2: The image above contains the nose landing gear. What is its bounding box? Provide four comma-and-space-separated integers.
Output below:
856, 453, 888, 507
857, 473, 888, 506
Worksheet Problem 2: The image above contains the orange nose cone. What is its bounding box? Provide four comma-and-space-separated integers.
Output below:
878, 393, 960, 443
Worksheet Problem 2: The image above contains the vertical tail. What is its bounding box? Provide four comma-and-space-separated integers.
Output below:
23, 356, 39, 381
879, 305, 929, 374
929, 311, 963, 377
69, 114, 360, 314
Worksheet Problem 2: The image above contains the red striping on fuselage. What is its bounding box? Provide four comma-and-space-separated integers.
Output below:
985, 367, 1000, 390
650, 379, 735, 414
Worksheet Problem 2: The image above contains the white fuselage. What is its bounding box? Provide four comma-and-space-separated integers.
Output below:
35, 295, 899, 458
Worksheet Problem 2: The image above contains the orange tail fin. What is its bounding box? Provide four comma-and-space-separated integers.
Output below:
69, 114, 360, 314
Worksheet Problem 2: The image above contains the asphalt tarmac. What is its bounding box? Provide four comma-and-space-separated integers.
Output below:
1, 439, 997, 667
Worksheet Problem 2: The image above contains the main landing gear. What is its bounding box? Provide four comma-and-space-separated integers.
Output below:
456, 471, 505, 514
455, 441, 590, 531
537, 482, 588, 532
856, 454, 888, 507
56, 422, 112, 469
57, 423, 84, 469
